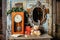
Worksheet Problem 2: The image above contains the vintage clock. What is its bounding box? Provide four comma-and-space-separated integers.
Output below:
12, 12, 24, 34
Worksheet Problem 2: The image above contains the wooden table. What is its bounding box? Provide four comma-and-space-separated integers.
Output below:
8, 34, 52, 40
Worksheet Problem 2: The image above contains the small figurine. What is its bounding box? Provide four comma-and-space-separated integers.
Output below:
31, 25, 41, 36
25, 26, 31, 35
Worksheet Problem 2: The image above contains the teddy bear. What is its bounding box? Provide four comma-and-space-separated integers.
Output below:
31, 25, 41, 36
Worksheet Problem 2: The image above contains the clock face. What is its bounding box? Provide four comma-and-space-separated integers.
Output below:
14, 15, 22, 23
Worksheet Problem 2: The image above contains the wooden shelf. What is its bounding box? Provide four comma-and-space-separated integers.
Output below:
9, 34, 52, 40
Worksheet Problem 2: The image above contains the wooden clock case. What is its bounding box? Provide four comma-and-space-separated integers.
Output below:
11, 12, 24, 34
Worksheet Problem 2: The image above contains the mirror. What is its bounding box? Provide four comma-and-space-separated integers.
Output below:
33, 7, 43, 24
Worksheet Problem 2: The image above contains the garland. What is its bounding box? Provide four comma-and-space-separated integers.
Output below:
7, 7, 30, 25
7, 7, 27, 15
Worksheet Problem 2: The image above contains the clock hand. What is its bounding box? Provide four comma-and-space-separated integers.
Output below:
17, 16, 19, 19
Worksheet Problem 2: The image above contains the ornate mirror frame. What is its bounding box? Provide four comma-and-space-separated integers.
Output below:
29, 1, 47, 25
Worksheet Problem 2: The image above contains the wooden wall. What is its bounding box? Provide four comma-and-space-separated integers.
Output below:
56, 0, 60, 39
2, 0, 7, 40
